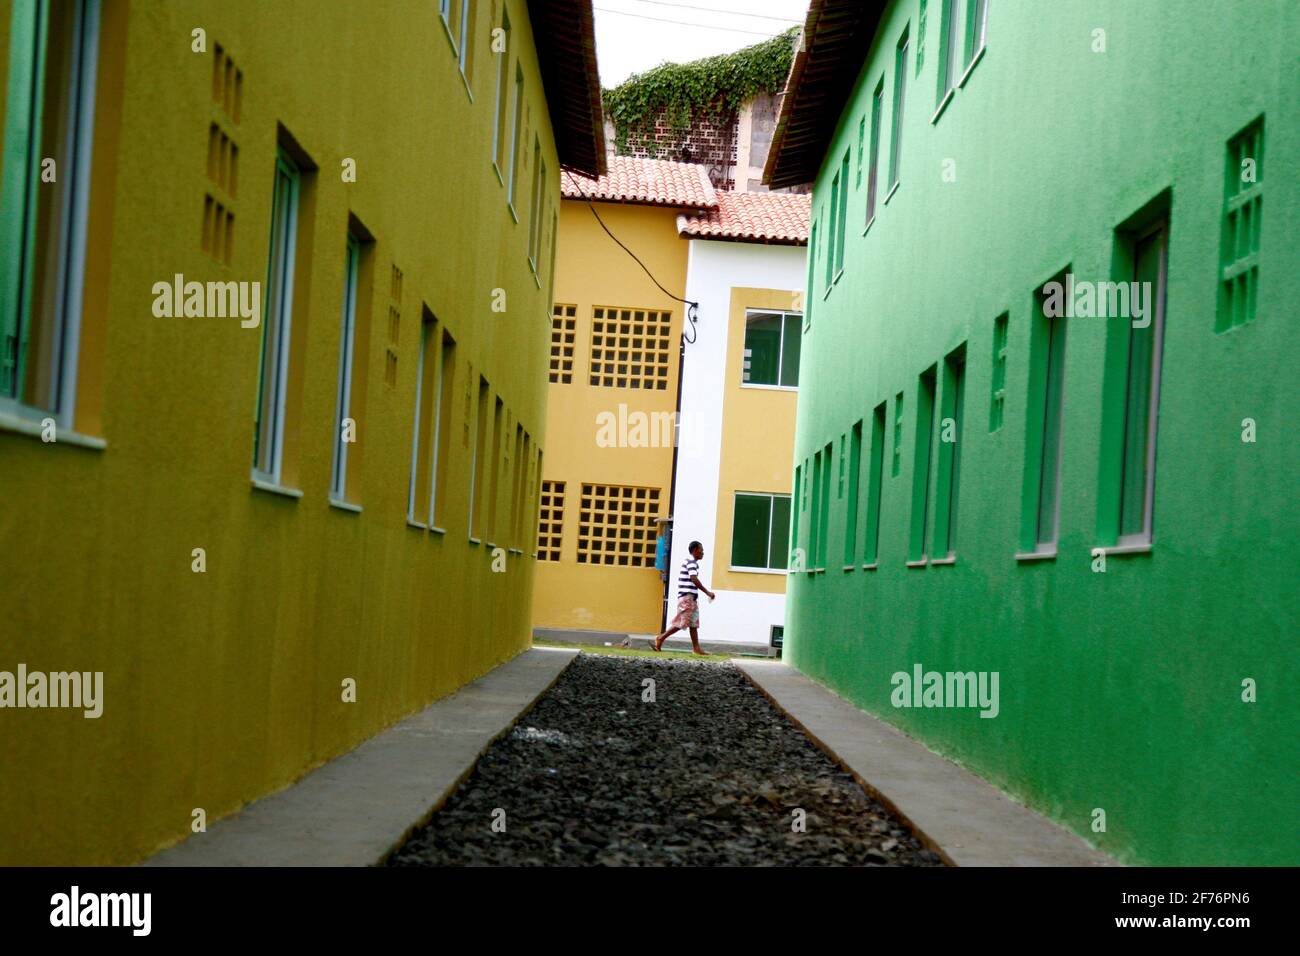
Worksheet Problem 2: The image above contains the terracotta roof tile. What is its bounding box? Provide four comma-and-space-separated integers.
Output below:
676, 190, 811, 245
561, 156, 717, 209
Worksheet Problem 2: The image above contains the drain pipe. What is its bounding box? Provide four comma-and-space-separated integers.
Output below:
661, 301, 699, 633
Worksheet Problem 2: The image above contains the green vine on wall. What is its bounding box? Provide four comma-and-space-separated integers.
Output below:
603, 27, 799, 156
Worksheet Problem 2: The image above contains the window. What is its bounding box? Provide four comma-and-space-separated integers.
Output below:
791, 464, 802, 564
1115, 222, 1168, 545
550, 304, 576, 383
469, 376, 489, 539
936, 0, 960, 107
742, 310, 801, 387
856, 116, 866, 188
805, 219, 818, 329
865, 79, 884, 225
892, 391, 904, 476
964, 0, 988, 67
487, 397, 503, 540
1023, 275, 1068, 553
576, 484, 661, 567
546, 206, 559, 305
457, 0, 474, 88
864, 403, 886, 565
888, 28, 909, 193
408, 309, 439, 524
834, 150, 849, 276
1218, 118, 1263, 331
732, 493, 792, 571
430, 329, 456, 527
439, 0, 460, 51
809, 451, 823, 569
537, 479, 565, 561
933, 346, 966, 558
508, 423, 524, 548
844, 421, 862, 566
1, 0, 100, 426
989, 312, 1008, 432
528, 138, 544, 273
589, 306, 672, 390
908, 366, 937, 563
506, 66, 523, 216
491, 9, 511, 176
818, 442, 832, 568
253, 149, 301, 484
330, 234, 361, 502
825, 174, 839, 288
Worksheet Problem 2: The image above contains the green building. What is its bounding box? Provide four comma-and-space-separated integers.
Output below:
764, 0, 1298, 865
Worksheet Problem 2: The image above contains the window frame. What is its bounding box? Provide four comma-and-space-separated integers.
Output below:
1115, 220, 1168, 548
0, 0, 101, 432
741, 308, 802, 390
887, 27, 910, 196
457, 0, 474, 96
865, 78, 884, 229
730, 491, 792, 573
252, 149, 301, 486
506, 65, 524, 220
330, 233, 361, 503
490, 9, 511, 181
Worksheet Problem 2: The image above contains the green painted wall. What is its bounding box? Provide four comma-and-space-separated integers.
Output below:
786, 0, 1299, 865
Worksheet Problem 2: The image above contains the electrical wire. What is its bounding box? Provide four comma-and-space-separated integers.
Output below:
593, 6, 787, 38
625, 0, 803, 24
562, 168, 700, 344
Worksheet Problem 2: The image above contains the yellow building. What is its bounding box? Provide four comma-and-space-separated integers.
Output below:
532, 157, 712, 636
0, 0, 603, 865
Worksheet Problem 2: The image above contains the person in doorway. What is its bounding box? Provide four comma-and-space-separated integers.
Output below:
651, 541, 715, 656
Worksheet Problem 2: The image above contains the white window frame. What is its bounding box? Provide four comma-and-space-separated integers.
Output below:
741, 309, 802, 390
330, 234, 360, 503
1116, 221, 1168, 548
458, 0, 472, 82
252, 150, 300, 486
407, 320, 432, 525
426, 333, 448, 527
0, 0, 100, 432
730, 491, 792, 574
490, 9, 510, 182
506, 65, 523, 220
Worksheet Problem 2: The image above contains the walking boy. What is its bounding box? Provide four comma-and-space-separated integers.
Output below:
651, 541, 715, 656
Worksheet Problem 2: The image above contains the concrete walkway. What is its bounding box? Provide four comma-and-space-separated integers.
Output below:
734, 660, 1117, 867
145, 647, 578, 866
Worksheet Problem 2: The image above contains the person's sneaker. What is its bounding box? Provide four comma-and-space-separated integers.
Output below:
648, 638, 660, 652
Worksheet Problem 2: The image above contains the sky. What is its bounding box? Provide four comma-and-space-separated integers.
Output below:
593, 0, 811, 89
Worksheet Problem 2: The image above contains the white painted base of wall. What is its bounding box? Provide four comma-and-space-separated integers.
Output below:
693, 588, 785, 646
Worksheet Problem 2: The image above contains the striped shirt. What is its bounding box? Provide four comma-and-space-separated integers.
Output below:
677, 557, 701, 598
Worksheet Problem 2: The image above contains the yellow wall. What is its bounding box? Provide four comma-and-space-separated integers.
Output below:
712, 287, 800, 592
0, 0, 562, 864
531, 199, 687, 634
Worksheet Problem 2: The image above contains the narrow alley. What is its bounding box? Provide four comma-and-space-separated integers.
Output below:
388, 655, 941, 867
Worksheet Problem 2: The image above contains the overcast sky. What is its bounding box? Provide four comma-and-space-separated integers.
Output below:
593, 0, 811, 89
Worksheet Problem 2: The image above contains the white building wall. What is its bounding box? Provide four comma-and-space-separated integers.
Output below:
671, 238, 806, 646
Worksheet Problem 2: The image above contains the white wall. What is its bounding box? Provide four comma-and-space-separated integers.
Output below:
670, 238, 806, 645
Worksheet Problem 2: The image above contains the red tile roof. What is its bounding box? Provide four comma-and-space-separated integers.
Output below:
676, 190, 811, 245
561, 156, 717, 209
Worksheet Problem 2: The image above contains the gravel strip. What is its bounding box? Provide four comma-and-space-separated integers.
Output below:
388, 655, 944, 866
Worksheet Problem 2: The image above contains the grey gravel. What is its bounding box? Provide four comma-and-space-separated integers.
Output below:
387, 655, 945, 867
